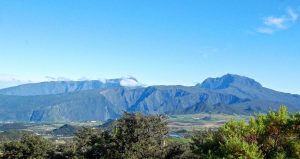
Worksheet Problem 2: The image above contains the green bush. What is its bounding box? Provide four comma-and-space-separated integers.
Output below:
73, 112, 169, 159
1, 106, 300, 159
191, 106, 300, 159
2, 134, 51, 159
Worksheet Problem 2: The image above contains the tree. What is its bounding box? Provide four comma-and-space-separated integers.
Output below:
164, 141, 198, 159
190, 106, 300, 159
73, 112, 168, 159
2, 133, 51, 159
73, 127, 98, 158
113, 112, 168, 159
47, 141, 77, 159
74, 127, 119, 159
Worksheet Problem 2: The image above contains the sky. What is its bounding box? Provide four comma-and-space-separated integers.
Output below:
0, 0, 299, 94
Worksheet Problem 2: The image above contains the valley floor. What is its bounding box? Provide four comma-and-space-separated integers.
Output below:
0, 113, 250, 142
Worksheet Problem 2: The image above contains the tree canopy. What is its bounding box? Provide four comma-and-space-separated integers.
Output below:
1, 106, 300, 159
2, 134, 51, 159
191, 106, 300, 159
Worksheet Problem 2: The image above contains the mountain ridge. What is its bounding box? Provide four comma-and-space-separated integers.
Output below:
197, 74, 263, 89
0, 74, 299, 122
0, 77, 142, 96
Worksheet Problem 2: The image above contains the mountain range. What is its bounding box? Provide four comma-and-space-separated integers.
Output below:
0, 74, 299, 122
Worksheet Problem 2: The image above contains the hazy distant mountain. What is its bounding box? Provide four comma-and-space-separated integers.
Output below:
196, 74, 300, 107
0, 74, 299, 122
198, 74, 262, 90
0, 77, 142, 96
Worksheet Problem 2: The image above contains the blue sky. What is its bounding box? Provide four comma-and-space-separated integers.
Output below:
0, 0, 299, 94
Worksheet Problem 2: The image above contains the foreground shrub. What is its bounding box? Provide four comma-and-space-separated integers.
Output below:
191, 106, 300, 159
2, 134, 51, 159
74, 112, 169, 159
113, 112, 168, 158
2, 106, 300, 159
74, 127, 119, 159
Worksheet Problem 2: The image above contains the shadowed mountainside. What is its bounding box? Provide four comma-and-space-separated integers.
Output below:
0, 74, 299, 122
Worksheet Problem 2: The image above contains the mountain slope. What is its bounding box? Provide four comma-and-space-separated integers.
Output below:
0, 74, 299, 122
197, 74, 300, 106
0, 87, 248, 122
0, 77, 141, 96
0, 91, 121, 122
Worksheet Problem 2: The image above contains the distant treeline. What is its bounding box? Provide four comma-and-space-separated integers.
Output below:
1, 106, 300, 159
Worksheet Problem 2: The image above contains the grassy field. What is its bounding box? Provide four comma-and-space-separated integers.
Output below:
0, 113, 250, 142
166, 137, 192, 143
0, 121, 102, 141
168, 113, 250, 132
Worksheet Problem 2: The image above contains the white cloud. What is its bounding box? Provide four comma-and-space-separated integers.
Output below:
0, 74, 145, 89
44, 76, 71, 81
287, 8, 299, 22
257, 27, 274, 34
264, 16, 286, 29
257, 7, 299, 34
120, 78, 141, 87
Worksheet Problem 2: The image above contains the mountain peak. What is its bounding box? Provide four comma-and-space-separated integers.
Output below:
198, 74, 262, 89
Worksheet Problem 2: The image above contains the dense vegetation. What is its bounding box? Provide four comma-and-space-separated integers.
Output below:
1, 106, 300, 159
192, 106, 300, 159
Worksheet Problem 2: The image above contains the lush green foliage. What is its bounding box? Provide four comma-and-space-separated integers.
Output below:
191, 106, 300, 159
0, 112, 179, 159
2, 134, 52, 159
1, 106, 300, 159
73, 112, 171, 159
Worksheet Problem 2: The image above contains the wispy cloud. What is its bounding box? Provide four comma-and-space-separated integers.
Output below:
264, 16, 286, 29
44, 76, 71, 81
0, 74, 145, 89
0, 74, 33, 89
257, 27, 274, 34
287, 8, 299, 22
257, 7, 299, 34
